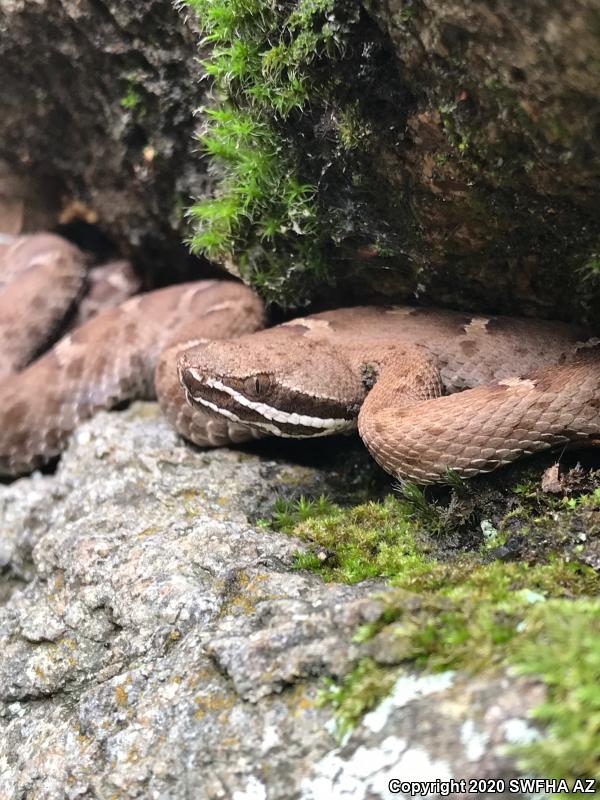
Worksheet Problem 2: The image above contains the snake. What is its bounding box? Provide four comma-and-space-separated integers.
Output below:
0, 233, 264, 477
1, 233, 599, 483
179, 308, 600, 484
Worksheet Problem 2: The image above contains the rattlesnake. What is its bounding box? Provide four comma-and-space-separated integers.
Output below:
2, 233, 599, 483
179, 308, 600, 484
0, 234, 264, 476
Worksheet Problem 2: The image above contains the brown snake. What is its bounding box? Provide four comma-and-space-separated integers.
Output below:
1, 233, 599, 483
179, 307, 600, 484
0, 234, 264, 476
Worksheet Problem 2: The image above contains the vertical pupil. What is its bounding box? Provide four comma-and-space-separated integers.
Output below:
255, 377, 260, 394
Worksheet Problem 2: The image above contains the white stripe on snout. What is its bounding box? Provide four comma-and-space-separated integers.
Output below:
188, 392, 296, 437
204, 376, 352, 431
186, 372, 354, 435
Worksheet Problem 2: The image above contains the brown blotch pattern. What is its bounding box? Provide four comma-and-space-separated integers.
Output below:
66, 357, 85, 379
5, 401, 27, 427
459, 340, 479, 356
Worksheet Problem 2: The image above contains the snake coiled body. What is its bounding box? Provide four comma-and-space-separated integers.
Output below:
179, 307, 600, 484
0, 234, 264, 476
1, 233, 599, 483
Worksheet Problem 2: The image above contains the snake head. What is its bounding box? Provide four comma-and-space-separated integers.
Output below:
178, 329, 364, 438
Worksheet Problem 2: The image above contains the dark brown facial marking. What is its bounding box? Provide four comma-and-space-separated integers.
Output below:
460, 340, 478, 356
67, 357, 85, 379
6, 401, 27, 427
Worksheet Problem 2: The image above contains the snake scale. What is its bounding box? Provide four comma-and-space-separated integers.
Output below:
2, 233, 599, 483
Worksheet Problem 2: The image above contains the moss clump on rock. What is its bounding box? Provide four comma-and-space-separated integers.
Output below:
266, 472, 600, 780
321, 597, 600, 783
512, 601, 600, 783
183, 0, 331, 303
184, 0, 337, 304
183, 0, 406, 305
264, 493, 435, 583
184, 0, 600, 318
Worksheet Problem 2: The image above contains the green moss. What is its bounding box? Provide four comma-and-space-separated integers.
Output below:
580, 251, 600, 282
267, 474, 600, 776
319, 657, 397, 741
120, 86, 141, 110
563, 487, 600, 510
267, 493, 437, 584
512, 601, 600, 782
357, 560, 597, 671
318, 555, 599, 754
183, 0, 406, 305
438, 101, 472, 154
183, 0, 350, 304
265, 470, 600, 584
259, 494, 338, 534
120, 73, 146, 113
322, 594, 600, 770
336, 101, 372, 150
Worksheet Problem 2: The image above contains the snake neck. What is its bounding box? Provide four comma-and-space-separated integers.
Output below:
356, 347, 445, 478
356, 346, 444, 415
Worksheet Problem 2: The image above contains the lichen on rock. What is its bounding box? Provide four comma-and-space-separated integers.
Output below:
0, 405, 578, 797
270, 466, 600, 784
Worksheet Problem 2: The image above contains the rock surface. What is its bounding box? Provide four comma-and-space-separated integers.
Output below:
350, 0, 600, 320
0, 0, 209, 276
0, 404, 545, 798
360, 0, 600, 320
2, 0, 598, 317
186, 0, 600, 318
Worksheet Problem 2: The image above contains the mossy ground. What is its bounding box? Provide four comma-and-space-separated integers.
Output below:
263, 459, 600, 782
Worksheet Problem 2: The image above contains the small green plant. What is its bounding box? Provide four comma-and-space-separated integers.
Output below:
439, 101, 471, 154
336, 101, 372, 150
563, 487, 600, 510
396, 481, 443, 532
577, 252, 600, 293
120, 87, 141, 110
262, 494, 337, 534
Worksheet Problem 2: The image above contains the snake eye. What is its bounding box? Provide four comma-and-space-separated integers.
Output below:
245, 374, 271, 397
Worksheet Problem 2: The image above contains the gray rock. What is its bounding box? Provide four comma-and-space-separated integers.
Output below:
301, 670, 545, 800
0, 404, 543, 798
